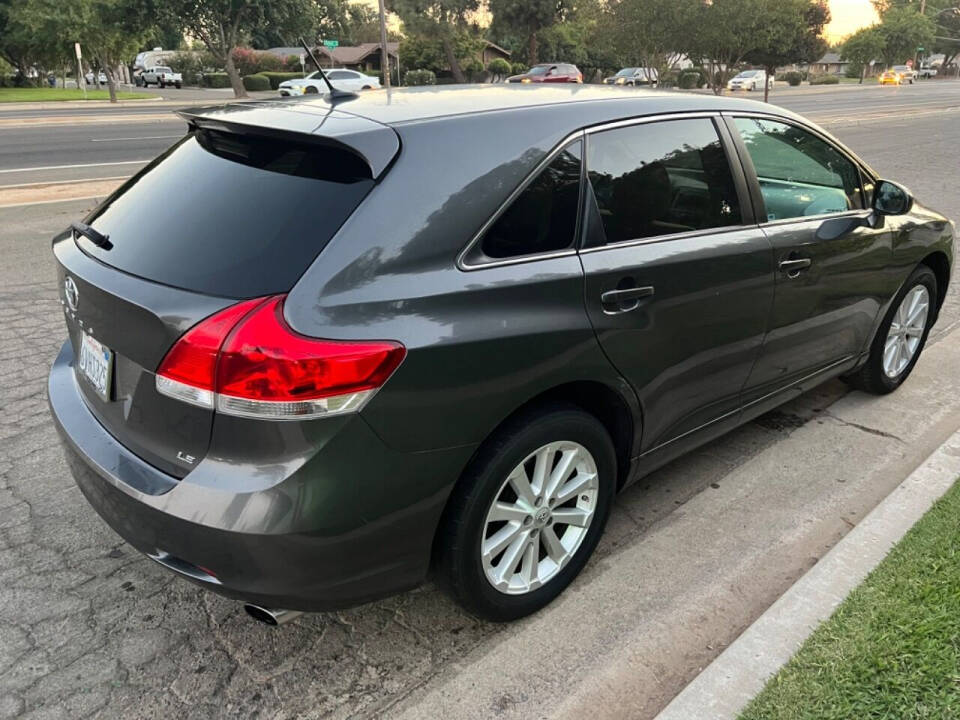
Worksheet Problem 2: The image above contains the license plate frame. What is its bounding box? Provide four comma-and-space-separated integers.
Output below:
78, 333, 113, 401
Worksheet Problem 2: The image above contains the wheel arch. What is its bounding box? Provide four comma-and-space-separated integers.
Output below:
919, 250, 950, 319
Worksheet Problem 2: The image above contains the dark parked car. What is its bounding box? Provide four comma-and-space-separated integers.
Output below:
50, 86, 953, 625
507, 63, 583, 83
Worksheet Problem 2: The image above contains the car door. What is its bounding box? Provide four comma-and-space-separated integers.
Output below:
579, 115, 775, 452
725, 114, 892, 405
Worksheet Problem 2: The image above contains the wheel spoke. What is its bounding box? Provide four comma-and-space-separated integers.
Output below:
552, 507, 591, 528
518, 537, 537, 586
494, 532, 529, 584
482, 522, 521, 561
540, 526, 566, 562
488, 501, 530, 524
544, 448, 578, 502
507, 465, 536, 507
554, 472, 595, 505
530, 444, 553, 496
905, 300, 928, 328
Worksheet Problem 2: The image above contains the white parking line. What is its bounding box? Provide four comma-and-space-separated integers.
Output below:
0, 160, 149, 174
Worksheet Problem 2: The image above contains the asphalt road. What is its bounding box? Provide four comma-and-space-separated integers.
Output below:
0, 90, 958, 719
1, 80, 958, 187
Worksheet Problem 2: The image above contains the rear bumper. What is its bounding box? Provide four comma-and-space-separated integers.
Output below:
49, 340, 475, 611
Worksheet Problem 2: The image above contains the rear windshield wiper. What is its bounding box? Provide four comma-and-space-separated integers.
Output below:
71, 221, 112, 250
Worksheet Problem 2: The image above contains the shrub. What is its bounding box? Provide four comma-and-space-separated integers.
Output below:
461, 58, 484, 82
809, 73, 839, 85
242, 73, 271, 91
404, 69, 437, 86
259, 71, 306, 90
202, 72, 231, 88
845, 63, 863, 79
511, 62, 527, 75
678, 70, 702, 89
231, 48, 282, 76
782, 70, 803, 86
487, 57, 511, 80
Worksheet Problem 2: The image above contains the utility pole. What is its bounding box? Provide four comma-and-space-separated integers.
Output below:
378, 0, 391, 89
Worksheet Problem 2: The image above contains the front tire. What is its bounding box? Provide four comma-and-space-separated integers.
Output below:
438, 404, 616, 621
844, 265, 937, 394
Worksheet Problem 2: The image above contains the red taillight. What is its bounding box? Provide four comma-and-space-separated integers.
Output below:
155, 295, 405, 420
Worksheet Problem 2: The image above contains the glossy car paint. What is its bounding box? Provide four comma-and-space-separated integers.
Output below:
49, 85, 954, 611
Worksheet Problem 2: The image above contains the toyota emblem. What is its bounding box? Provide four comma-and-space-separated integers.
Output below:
64, 276, 79, 312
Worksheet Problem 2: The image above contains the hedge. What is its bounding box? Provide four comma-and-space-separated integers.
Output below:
780, 70, 803, 86
202, 73, 231, 88
260, 71, 306, 90
809, 74, 840, 85
404, 69, 437, 86
678, 70, 702, 89
242, 73, 271, 91
487, 58, 511, 78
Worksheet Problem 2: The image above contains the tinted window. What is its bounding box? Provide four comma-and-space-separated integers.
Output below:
328, 71, 351, 79
587, 118, 742, 244
480, 141, 582, 259
733, 117, 864, 221
81, 130, 374, 298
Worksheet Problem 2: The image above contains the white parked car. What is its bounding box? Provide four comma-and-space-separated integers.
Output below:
85, 71, 108, 85
278, 69, 381, 96
140, 66, 182, 88
727, 69, 774, 92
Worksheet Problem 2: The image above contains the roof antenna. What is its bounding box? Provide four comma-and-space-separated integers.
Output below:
298, 36, 357, 101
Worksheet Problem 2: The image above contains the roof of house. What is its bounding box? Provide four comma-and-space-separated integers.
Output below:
316, 42, 400, 64
815, 52, 845, 64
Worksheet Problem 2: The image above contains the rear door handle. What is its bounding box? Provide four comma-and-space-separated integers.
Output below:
778, 258, 812, 277
601, 286, 655, 313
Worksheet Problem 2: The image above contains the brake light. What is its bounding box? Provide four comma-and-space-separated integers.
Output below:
155, 295, 405, 419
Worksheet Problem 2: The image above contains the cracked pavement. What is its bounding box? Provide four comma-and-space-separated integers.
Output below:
1, 110, 958, 719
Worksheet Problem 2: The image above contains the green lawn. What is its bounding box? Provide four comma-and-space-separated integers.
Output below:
0, 88, 158, 102
740, 480, 960, 720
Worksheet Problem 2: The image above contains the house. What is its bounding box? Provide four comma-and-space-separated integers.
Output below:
480, 41, 511, 66
266, 43, 400, 74
808, 52, 849, 75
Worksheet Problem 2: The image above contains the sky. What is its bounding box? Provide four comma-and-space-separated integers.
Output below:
825, 0, 880, 42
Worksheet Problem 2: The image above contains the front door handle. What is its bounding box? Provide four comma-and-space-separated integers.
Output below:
778, 258, 812, 277
601, 285, 654, 314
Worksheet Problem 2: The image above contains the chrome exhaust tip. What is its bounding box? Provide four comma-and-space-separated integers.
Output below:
243, 604, 303, 626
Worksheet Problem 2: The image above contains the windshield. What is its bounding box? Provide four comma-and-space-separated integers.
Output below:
736, 70, 759, 78
893, 65, 909, 72
156, 67, 172, 74
615, 68, 637, 77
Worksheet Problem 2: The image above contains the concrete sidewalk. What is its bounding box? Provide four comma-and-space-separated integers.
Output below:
390, 324, 960, 720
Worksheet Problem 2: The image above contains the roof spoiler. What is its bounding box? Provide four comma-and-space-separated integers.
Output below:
177, 104, 400, 178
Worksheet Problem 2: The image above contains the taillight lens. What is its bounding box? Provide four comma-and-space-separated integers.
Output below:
155, 295, 405, 420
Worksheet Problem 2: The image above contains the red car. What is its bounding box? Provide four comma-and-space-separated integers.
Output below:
507, 63, 583, 84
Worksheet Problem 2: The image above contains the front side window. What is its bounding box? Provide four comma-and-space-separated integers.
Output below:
587, 118, 742, 244
733, 117, 864, 221
480, 141, 582, 259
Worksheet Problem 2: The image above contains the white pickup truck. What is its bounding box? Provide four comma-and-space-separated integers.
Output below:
140, 66, 182, 89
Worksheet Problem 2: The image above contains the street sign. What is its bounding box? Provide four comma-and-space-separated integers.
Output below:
918, 46, 925, 52
74, 43, 82, 60
299, 53, 305, 65
323, 39, 339, 48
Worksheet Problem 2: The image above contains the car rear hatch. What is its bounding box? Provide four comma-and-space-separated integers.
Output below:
55, 101, 399, 478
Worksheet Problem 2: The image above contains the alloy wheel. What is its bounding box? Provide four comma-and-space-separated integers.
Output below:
481, 441, 599, 595
883, 285, 929, 378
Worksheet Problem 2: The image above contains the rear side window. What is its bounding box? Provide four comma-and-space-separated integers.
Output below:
81, 130, 374, 298
479, 141, 582, 259
587, 118, 742, 244
732, 117, 864, 221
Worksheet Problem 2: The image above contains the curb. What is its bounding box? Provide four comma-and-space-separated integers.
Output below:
654, 427, 960, 720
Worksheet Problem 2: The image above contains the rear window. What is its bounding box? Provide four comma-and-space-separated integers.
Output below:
81, 130, 374, 298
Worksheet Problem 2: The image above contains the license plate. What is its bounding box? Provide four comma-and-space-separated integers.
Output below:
78, 333, 113, 400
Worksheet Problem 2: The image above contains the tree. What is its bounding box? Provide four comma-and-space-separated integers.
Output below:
79, 0, 153, 102
875, 5, 935, 66
682, 0, 770, 95
744, 0, 829, 101
600, 0, 697, 84
162, 0, 318, 98
390, 0, 479, 82
841, 26, 884, 82
488, 0, 570, 66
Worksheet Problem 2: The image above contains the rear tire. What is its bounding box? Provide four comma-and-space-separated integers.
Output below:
438, 404, 616, 621
844, 265, 937, 395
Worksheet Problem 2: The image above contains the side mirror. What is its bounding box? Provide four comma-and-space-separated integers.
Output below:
873, 179, 914, 216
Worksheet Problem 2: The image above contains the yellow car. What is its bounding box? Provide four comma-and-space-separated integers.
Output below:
879, 70, 902, 85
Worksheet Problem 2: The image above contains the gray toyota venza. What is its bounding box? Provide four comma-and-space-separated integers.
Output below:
50, 86, 954, 624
